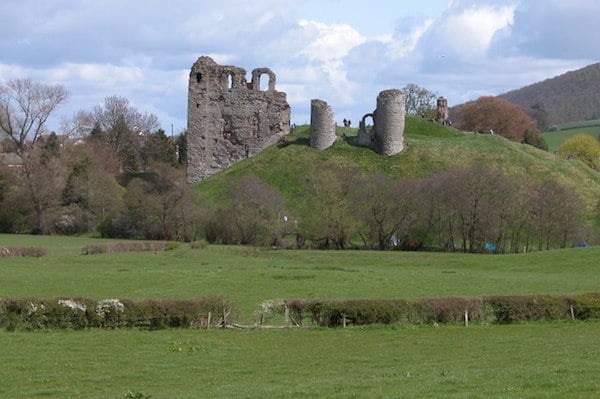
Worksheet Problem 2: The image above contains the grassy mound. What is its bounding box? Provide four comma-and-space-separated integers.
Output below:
197, 116, 600, 210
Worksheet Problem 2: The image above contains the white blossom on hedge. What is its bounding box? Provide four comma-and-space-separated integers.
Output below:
95, 299, 125, 317
27, 302, 45, 315
58, 299, 87, 312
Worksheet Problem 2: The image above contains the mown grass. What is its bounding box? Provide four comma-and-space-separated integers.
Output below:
197, 116, 600, 210
1, 323, 600, 398
1, 234, 599, 323
2, 235, 600, 397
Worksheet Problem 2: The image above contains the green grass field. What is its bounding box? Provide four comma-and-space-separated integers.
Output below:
2, 323, 600, 398
2, 234, 600, 398
2, 234, 600, 321
542, 120, 600, 153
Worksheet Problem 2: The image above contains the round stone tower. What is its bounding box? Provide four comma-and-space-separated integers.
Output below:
310, 99, 336, 150
373, 89, 405, 156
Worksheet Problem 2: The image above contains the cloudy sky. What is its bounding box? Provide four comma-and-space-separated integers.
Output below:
0, 0, 598, 133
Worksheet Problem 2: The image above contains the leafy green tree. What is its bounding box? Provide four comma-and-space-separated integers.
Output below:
557, 133, 600, 170
175, 131, 187, 167
402, 83, 437, 117
142, 129, 176, 168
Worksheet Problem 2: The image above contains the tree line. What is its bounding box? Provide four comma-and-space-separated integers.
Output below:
207, 162, 595, 253
1, 78, 597, 251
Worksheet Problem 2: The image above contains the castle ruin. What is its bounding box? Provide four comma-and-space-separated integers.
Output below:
187, 56, 290, 182
352, 89, 406, 156
309, 99, 336, 150
436, 96, 449, 125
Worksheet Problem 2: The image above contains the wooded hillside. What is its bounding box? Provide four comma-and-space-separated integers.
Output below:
498, 63, 600, 127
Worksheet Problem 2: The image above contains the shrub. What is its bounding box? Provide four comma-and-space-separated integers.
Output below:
0, 246, 47, 257
278, 294, 596, 327
569, 293, 600, 320
81, 241, 170, 255
484, 295, 571, 323
0, 296, 233, 331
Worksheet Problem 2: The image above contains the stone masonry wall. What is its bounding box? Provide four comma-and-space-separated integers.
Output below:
187, 56, 290, 182
309, 99, 336, 150
373, 89, 405, 156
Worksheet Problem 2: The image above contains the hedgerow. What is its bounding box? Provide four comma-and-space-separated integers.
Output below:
81, 241, 179, 255
0, 296, 231, 331
277, 293, 600, 327
0, 246, 47, 257
3, 293, 600, 330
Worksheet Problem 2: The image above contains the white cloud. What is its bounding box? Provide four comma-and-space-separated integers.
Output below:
490, 0, 600, 60
417, 4, 515, 60
1, 0, 599, 131
48, 64, 144, 87
297, 20, 366, 62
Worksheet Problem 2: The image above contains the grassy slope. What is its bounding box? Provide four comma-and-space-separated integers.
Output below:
197, 116, 600, 211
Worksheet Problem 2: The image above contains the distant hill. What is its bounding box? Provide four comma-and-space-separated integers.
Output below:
498, 63, 600, 128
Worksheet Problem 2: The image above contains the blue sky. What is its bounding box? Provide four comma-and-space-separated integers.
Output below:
0, 0, 598, 133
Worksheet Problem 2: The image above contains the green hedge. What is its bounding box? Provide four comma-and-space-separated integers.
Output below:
0, 246, 47, 257
4, 293, 600, 330
0, 296, 232, 331
279, 293, 600, 327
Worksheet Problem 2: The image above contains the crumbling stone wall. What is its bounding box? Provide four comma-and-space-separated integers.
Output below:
310, 99, 336, 150
187, 56, 290, 182
354, 89, 405, 156
436, 96, 449, 125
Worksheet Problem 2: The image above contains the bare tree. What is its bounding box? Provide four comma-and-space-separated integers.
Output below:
93, 95, 159, 133
60, 110, 96, 139
0, 78, 69, 154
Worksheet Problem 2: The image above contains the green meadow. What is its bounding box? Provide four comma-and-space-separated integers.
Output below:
2, 324, 600, 398
1, 234, 600, 398
542, 120, 600, 153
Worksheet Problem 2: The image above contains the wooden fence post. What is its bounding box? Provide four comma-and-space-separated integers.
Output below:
464, 309, 469, 327
207, 311, 211, 329
570, 305, 575, 321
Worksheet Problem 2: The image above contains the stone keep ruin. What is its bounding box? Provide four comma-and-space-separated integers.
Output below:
187, 57, 445, 180
187, 56, 290, 182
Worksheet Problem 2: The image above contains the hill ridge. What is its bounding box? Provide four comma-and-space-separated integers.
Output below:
498, 62, 600, 126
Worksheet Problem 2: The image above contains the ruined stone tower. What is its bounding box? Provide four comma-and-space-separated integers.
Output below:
354, 89, 405, 156
373, 89, 405, 155
436, 96, 449, 125
309, 99, 336, 150
187, 56, 290, 182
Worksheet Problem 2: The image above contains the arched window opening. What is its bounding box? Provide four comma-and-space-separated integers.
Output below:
259, 74, 271, 91
196, 73, 202, 83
